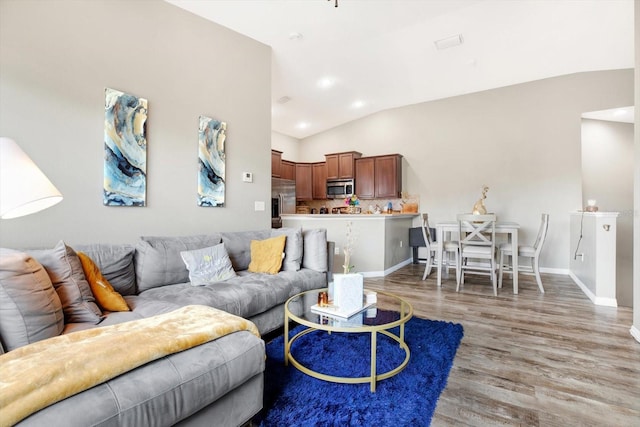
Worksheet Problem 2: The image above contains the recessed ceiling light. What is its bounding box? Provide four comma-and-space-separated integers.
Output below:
434, 34, 464, 50
351, 100, 365, 109
317, 77, 335, 89
277, 96, 291, 104
297, 122, 310, 129
288, 32, 303, 41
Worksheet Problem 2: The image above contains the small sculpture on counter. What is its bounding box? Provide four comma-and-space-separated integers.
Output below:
472, 185, 489, 215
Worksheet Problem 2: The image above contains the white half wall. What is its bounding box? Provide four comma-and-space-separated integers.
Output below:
581, 119, 634, 307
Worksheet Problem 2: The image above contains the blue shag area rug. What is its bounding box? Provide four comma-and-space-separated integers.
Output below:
254, 316, 464, 426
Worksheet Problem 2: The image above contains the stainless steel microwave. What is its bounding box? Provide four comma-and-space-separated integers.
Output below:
326, 179, 354, 199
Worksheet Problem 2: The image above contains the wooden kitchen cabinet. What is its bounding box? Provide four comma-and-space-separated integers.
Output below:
295, 163, 312, 201
312, 162, 327, 200
281, 160, 296, 180
355, 157, 375, 199
374, 154, 402, 198
355, 154, 402, 199
325, 151, 362, 180
271, 150, 282, 178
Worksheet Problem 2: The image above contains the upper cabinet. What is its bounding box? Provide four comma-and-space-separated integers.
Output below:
271, 150, 282, 178
355, 154, 402, 199
295, 163, 312, 201
281, 160, 295, 181
355, 157, 375, 199
312, 162, 327, 200
325, 151, 362, 180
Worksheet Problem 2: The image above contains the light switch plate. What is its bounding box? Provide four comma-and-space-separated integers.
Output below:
243, 172, 253, 183
254, 201, 265, 211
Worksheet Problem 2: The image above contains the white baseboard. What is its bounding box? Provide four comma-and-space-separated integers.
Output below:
360, 258, 413, 278
569, 272, 617, 307
539, 267, 569, 275
630, 326, 640, 344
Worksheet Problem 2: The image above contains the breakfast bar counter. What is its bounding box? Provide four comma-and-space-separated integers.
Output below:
282, 213, 419, 277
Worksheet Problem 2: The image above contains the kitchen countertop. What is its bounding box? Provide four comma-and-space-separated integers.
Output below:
281, 213, 418, 220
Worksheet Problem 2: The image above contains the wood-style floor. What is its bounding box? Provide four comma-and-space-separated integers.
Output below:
364, 264, 639, 426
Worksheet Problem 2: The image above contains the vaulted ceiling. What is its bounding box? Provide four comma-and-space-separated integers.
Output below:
166, 0, 634, 138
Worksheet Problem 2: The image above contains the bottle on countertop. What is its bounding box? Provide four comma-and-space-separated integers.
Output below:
387, 202, 393, 213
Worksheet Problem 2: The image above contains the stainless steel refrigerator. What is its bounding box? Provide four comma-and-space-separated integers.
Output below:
271, 178, 296, 228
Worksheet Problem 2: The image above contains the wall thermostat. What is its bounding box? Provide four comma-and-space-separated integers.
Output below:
242, 172, 253, 183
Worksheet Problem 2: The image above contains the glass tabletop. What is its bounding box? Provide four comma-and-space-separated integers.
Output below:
285, 288, 413, 332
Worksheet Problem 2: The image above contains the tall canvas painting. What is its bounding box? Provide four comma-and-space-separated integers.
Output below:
198, 115, 226, 207
103, 88, 148, 206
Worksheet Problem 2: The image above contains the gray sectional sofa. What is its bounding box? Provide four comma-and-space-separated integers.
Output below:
0, 227, 332, 427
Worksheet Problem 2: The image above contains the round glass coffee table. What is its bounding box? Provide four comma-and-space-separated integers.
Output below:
284, 288, 413, 392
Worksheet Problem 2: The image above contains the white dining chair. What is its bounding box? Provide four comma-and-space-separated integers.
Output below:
420, 213, 459, 281
456, 213, 497, 295
498, 213, 549, 293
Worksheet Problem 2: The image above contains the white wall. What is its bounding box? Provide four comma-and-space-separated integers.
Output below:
0, 0, 272, 248
633, 0, 640, 342
271, 131, 301, 162
299, 70, 634, 273
581, 119, 634, 307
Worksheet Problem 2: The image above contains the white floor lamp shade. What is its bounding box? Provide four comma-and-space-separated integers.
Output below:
0, 137, 63, 219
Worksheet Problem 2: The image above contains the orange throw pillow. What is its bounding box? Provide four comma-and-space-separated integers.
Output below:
77, 252, 130, 312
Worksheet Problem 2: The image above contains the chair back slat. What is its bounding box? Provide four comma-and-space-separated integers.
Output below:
421, 213, 433, 250
533, 213, 550, 254
457, 214, 496, 247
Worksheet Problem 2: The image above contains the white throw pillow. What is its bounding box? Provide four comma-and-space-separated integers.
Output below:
180, 243, 236, 286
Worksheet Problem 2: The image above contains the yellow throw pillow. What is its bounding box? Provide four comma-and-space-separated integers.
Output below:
247, 235, 287, 275
77, 252, 130, 312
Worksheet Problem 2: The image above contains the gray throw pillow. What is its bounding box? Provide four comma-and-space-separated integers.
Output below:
302, 229, 328, 272
180, 243, 236, 286
0, 248, 65, 351
135, 234, 222, 292
220, 230, 271, 271
29, 241, 103, 324
271, 227, 303, 271
72, 243, 136, 296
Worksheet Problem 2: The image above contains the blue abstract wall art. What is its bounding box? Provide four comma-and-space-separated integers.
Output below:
198, 115, 226, 207
103, 88, 148, 206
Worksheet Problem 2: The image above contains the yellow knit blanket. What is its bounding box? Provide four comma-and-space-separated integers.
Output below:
0, 305, 260, 427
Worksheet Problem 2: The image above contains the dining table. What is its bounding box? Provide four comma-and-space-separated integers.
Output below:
435, 221, 521, 293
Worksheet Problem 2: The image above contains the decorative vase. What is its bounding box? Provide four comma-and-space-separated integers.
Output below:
472, 199, 487, 215
333, 273, 364, 313
348, 205, 356, 214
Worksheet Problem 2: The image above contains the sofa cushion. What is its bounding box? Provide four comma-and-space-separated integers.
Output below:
248, 235, 286, 275
180, 243, 236, 286
77, 252, 130, 312
302, 228, 328, 272
28, 241, 103, 324
271, 227, 303, 271
139, 271, 294, 319
135, 234, 221, 292
220, 230, 271, 271
15, 330, 264, 427
0, 249, 65, 351
72, 243, 136, 296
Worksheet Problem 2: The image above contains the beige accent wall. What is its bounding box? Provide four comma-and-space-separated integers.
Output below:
581, 119, 634, 307
299, 70, 634, 273
0, 0, 271, 247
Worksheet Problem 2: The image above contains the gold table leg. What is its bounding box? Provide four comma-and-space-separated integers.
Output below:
370, 331, 377, 392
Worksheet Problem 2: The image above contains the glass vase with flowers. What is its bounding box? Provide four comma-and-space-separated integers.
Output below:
345, 194, 359, 214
